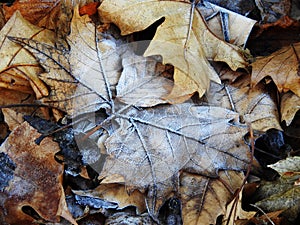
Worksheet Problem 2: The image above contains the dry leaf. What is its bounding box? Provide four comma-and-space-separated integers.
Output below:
280, 91, 300, 126
207, 75, 281, 131
198, 2, 257, 46
73, 183, 146, 214
99, 0, 248, 101
102, 103, 250, 187
180, 171, 244, 225
268, 156, 300, 175
0, 11, 55, 99
116, 52, 172, 107
0, 122, 77, 225
251, 42, 300, 97
9, 7, 122, 117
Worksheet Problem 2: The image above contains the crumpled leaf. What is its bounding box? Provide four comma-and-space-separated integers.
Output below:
206, 74, 281, 131
0, 11, 55, 99
73, 183, 146, 214
99, 0, 248, 101
0, 122, 77, 225
102, 103, 250, 187
9, 7, 122, 117
280, 91, 300, 126
116, 52, 172, 107
251, 42, 300, 97
180, 171, 245, 225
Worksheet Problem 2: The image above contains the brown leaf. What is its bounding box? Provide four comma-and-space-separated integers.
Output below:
73, 183, 146, 214
0, 11, 55, 99
3, 0, 61, 30
280, 91, 300, 126
180, 171, 244, 225
0, 122, 77, 225
99, 0, 248, 101
207, 74, 281, 131
251, 42, 300, 97
9, 7, 121, 117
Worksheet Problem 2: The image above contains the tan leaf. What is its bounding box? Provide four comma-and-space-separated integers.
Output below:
73, 183, 146, 214
180, 171, 244, 225
280, 91, 300, 126
268, 156, 300, 174
99, 0, 248, 101
9, 7, 122, 117
251, 42, 300, 97
116, 52, 173, 107
0, 11, 55, 99
0, 122, 77, 225
206, 74, 281, 131
198, 2, 257, 46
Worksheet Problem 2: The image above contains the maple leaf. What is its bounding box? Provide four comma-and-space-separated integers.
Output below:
99, 0, 248, 102
0, 11, 55, 99
280, 91, 300, 126
206, 74, 281, 131
9, 7, 121, 117
251, 42, 300, 97
0, 122, 77, 225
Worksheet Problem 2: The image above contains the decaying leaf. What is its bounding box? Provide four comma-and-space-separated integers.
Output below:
99, 0, 248, 101
0, 122, 76, 225
251, 42, 300, 97
0, 11, 55, 99
9, 7, 122, 116
206, 75, 281, 131
254, 157, 300, 223
73, 183, 146, 214
180, 171, 245, 225
280, 91, 300, 126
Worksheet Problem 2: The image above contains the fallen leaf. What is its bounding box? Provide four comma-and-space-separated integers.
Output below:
3, 0, 61, 29
251, 42, 300, 97
9, 7, 122, 117
73, 183, 146, 214
79, 2, 100, 16
0, 122, 77, 225
280, 91, 300, 126
99, 0, 248, 101
268, 156, 300, 175
116, 52, 172, 107
0, 11, 55, 99
105, 213, 154, 225
180, 171, 245, 225
198, 2, 257, 46
206, 75, 281, 131
102, 103, 250, 187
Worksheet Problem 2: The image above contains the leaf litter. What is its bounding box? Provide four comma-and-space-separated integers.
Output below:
0, 0, 299, 224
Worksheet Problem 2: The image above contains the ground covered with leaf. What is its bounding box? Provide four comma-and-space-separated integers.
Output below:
0, 0, 300, 225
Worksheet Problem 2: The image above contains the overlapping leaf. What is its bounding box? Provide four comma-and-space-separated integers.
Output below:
99, 0, 248, 102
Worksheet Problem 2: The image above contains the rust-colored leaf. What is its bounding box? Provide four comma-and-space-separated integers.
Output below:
0, 122, 77, 225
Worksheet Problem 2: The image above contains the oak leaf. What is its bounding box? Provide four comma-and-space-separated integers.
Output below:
0, 122, 76, 225
251, 42, 300, 97
99, 0, 248, 102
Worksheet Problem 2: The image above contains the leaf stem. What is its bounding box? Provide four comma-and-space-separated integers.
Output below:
95, 29, 115, 113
